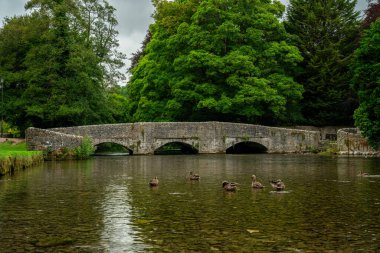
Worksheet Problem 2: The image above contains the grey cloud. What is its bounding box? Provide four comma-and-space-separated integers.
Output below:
109, 0, 154, 36
0, 0, 27, 22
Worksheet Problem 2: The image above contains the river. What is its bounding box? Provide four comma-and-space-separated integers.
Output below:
0, 154, 379, 252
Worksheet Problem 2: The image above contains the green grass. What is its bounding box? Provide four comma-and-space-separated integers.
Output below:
0, 142, 41, 157
0, 141, 43, 175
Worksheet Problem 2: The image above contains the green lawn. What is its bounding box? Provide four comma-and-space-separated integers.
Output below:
0, 141, 42, 157
0, 141, 43, 175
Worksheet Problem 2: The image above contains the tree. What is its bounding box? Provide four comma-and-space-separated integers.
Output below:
285, 0, 360, 126
352, 20, 380, 148
129, 30, 151, 72
128, 0, 303, 124
0, 0, 123, 131
78, 0, 126, 86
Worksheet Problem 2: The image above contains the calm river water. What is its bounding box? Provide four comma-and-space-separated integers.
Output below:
0, 154, 379, 252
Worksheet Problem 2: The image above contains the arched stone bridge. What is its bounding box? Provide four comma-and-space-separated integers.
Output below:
26, 122, 320, 154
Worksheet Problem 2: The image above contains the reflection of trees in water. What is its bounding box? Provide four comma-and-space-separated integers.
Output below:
2, 155, 378, 251
122, 155, 380, 252
0, 160, 106, 251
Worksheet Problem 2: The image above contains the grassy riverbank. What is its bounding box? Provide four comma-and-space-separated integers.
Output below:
0, 141, 43, 176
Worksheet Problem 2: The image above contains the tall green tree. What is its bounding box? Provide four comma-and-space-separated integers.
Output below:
0, 0, 124, 131
78, 0, 126, 86
285, 0, 360, 126
352, 20, 380, 148
128, 0, 303, 124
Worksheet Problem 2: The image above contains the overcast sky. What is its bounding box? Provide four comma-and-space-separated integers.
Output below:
0, 0, 368, 78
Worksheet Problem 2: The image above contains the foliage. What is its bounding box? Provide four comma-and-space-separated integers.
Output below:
77, 0, 126, 86
74, 136, 95, 159
107, 85, 130, 123
128, 0, 304, 125
0, 121, 21, 137
0, 0, 125, 131
285, 0, 360, 126
129, 30, 151, 72
352, 20, 380, 148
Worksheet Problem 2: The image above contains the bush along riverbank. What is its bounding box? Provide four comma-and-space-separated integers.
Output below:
44, 136, 95, 161
0, 141, 43, 176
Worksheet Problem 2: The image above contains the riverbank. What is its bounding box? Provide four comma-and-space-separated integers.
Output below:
0, 141, 43, 176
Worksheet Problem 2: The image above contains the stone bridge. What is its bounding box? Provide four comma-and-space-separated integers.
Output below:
26, 122, 320, 155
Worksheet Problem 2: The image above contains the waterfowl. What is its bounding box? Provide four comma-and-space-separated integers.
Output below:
251, 175, 264, 189
270, 179, 285, 191
222, 181, 237, 192
149, 176, 159, 187
189, 171, 200, 180
357, 170, 369, 176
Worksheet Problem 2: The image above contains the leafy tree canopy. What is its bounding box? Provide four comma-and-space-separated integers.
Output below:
0, 0, 126, 131
127, 0, 303, 125
352, 19, 380, 148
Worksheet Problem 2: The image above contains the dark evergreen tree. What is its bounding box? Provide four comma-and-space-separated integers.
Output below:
285, 0, 360, 126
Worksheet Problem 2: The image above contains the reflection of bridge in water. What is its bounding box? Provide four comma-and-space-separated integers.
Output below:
26, 122, 320, 155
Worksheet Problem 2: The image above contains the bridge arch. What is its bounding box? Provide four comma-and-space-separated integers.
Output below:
93, 141, 134, 155
154, 141, 199, 155
226, 141, 268, 154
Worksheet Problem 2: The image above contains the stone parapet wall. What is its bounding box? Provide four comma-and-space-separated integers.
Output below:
27, 122, 321, 154
337, 128, 380, 156
292, 126, 348, 141
25, 127, 83, 151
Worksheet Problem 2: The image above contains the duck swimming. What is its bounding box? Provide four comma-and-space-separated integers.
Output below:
357, 170, 369, 176
149, 176, 159, 187
270, 179, 285, 191
222, 181, 238, 192
189, 171, 200, 180
251, 175, 264, 189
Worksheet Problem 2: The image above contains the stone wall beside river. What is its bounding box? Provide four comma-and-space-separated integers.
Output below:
337, 128, 380, 156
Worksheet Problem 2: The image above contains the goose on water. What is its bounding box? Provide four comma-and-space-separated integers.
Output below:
149, 176, 159, 187
251, 175, 264, 189
270, 179, 285, 191
222, 181, 238, 192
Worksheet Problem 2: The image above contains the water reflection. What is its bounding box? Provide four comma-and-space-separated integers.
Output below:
0, 154, 379, 252
101, 184, 148, 252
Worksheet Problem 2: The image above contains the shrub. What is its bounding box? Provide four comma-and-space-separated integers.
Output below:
74, 136, 95, 159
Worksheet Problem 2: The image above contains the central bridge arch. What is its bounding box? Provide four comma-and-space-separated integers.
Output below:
94, 142, 133, 155
226, 141, 268, 154
154, 141, 198, 155
152, 138, 199, 155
